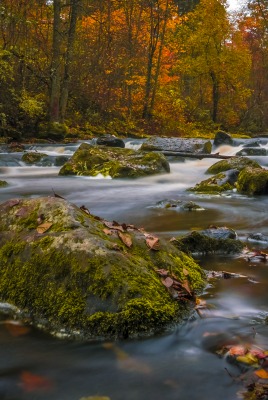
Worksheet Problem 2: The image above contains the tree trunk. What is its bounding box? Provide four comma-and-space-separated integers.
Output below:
210, 70, 220, 123
59, 0, 80, 123
49, 0, 62, 123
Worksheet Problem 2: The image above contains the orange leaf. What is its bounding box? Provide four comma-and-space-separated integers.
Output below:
183, 268, 189, 276
36, 222, 52, 234
181, 280, 192, 295
103, 228, 112, 235
255, 369, 268, 379
4, 321, 30, 337
228, 345, 247, 356
117, 232, 132, 248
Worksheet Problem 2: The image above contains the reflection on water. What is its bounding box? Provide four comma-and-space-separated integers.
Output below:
0, 140, 268, 399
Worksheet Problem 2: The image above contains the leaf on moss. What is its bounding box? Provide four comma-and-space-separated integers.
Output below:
228, 345, 247, 356
117, 231, 132, 248
103, 228, 112, 235
103, 221, 125, 232
236, 353, 258, 365
183, 268, 189, 276
36, 222, 52, 234
145, 235, 160, 250
161, 277, 174, 288
181, 279, 192, 295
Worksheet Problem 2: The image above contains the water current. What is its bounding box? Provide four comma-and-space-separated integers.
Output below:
0, 138, 268, 400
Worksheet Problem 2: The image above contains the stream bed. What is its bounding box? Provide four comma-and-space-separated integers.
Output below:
0, 139, 268, 400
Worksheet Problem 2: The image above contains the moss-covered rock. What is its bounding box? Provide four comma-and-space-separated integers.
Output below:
59, 143, 170, 178
206, 157, 261, 175
0, 197, 205, 339
22, 152, 48, 164
0, 180, 7, 187
188, 172, 235, 194
236, 167, 268, 195
172, 230, 244, 255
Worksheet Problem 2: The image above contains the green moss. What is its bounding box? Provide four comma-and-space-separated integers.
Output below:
188, 173, 234, 194
22, 152, 47, 164
206, 157, 261, 174
173, 231, 244, 255
236, 167, 268, 195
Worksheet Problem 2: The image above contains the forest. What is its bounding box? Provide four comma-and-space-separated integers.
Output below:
0, 0, 267, 141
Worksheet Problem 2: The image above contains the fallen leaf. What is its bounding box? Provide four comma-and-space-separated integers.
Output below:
146, 236, 160, 250
103, 221, 124, 232
156, 269, 169, 277
36, 222, 52, 234
228, 345, 247, 356
103, 228, 112, 235
161, 277, 174, 288
80, 205, 90, 215
20, 371, 54, 393
237, 354, 258, 365
183, 268, 189, 276
181, 280, 192, 295
118, 232, 132, 248
255, 369, 268, 379
250, 348, 267, 359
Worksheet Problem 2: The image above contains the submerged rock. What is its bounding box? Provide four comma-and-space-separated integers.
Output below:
236, 148, 267, 156
150, 199, 204, 211
22, 152, 48, 164
0, 197, 205, 339
247, 232, 268, 244
172, 228, 243, 255
59, 143, 170, 178
0, 180, 8, 187
141, 137, 212, 154
188, 171, 236, 194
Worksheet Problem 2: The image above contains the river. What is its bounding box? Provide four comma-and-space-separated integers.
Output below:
0, 138, 268, 400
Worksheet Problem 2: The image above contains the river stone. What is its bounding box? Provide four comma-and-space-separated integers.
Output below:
22, 152, 48, 164
0, 180, 8, 187
247, 233, 268, 244
188, 171, 236, 194
0, 197, 205, 339
173, 228, 243, 255
59, 143, 170, 178
96, 134, 125, 148
140, 137, 212, 154
213, 131, 233, 147
236, 148, 267, 156
236, 167, 268, 195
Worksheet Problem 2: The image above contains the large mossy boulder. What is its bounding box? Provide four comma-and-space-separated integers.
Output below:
22, 152, 48, 164
213, 130, 233, 147
141, 137, 212, 154
0, 180, 7, 187
188, 171, 237, 194
236, 167, 268, 195
206, 157, 261, 175
59, 143, 170, 178
0, 197, 205, 339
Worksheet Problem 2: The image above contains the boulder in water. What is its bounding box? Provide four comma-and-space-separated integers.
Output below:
22, 152, 48, 164
59, 143, 170, 178
236, 148, 267, 156
96, 134, 125, 148
141, 137, 212, 154
0, 197, 205, 339
206, 157, 261, 175
236, 167, 268, 195
213, 130, 233, 147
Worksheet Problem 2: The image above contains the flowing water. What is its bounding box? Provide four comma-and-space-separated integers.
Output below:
0, 138, 268, 400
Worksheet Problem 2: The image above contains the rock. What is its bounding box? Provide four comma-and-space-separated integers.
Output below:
242, 140, 262, 148
206, 157, 261, 175
247, 233, 268, 244
173, 228, 243, 255
0, 197, 205, 339
180, 201, 205, 211
188, 171, 236, 194
236, 167, 268, 195
22, 152, 48, 164
0, 180, 8, 188
141, 137, 212, 154
59, 143, 170, 178
213, 130, 233, 147
96, 134, 125, 148
150, 199, 204, 211
236, 148, 267, 156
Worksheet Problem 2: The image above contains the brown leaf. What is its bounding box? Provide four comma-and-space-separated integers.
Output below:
103, 221, 125, 232
36, 222, 52, 234
181, 279, 192, 295
118, 231, 133, 248
161, 277, 174, 288
80, 205, 90, 215
103, 228, 112, 235
228, 345, 247, 356
146, 236, 160, 250
183, 268, 189, 276
4, 321, 30, 337
156, 269, 169, 277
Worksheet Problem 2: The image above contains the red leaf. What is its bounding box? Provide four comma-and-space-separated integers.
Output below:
20, 371, 54, 393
